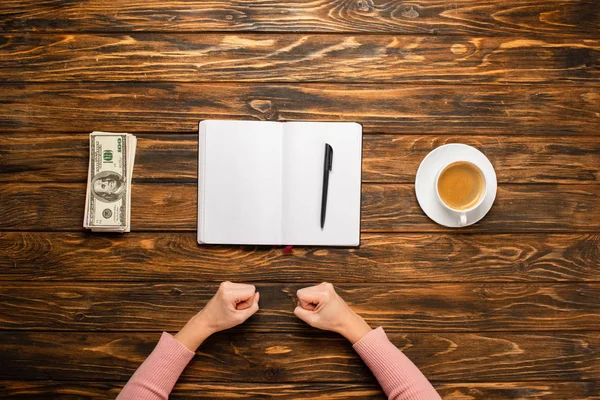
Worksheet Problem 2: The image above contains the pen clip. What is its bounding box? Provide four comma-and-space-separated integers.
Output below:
326, 144, 333, 171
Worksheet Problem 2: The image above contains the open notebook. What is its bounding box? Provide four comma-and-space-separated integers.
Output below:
198, 120, 362, 246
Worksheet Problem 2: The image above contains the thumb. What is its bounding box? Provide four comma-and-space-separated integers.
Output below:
294, 304, 318, 326
298, 298, 316, 310
237, 292, 260, 320
296, 286, 322, 304
233, 285, 257, 304
236, 291, 256, 310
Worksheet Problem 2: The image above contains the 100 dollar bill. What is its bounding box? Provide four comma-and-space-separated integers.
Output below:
85, 133, 131, 230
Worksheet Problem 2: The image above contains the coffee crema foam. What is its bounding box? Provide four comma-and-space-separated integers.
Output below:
437, 161, 485, 210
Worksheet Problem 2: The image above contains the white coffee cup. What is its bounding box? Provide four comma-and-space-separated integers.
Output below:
435, 160, 487, 227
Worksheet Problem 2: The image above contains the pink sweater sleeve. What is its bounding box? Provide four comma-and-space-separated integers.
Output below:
116, 332, 195, 400
353, 327, 441, 400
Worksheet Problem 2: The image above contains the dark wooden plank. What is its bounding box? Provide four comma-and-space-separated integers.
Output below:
1, 34, 598, 84
1, 83, 598, 136
2, 381, 599, 400
1, 182, 598, 232
0, 382, 385, 400
2, 134, 599, 184
1, 232, 598, 282
433, 382, 600, 400
0, 134, 197, 183
362, 136, 600, 184
1, 0, 598, 36
1, 282, 599, 332
363, 184, 600, 233
1, 331, 598, 382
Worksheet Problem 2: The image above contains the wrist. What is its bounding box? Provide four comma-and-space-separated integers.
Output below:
338, 312, 372, 345
174, 314, 213, 352
194, 313, 216, 336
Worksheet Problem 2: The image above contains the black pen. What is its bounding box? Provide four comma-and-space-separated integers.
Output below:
321, 143, 333, 229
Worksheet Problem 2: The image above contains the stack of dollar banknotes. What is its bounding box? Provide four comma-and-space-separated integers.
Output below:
84, 132, 137, 232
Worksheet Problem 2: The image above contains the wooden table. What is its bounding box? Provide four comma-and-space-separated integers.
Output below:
1, 1, 599, 399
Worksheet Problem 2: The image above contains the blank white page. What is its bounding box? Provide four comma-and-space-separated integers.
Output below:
282, 122, 362, 246
200, 120, 283, 244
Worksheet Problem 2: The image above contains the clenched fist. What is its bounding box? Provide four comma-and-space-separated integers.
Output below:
175, 282, 260, 351
294, 282, 372, 344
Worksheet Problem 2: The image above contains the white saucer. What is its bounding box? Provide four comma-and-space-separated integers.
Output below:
415, 144, 497, 228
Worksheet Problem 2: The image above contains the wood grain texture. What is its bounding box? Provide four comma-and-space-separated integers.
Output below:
1, 381, 599, 400
2, 134, 599, 184
2, 382, 384, 400
1, 183, 598, 232
1, 83, 598, 136
1, 0, 598, 36
433, 382, 600, 400
1, 1, 599, 399
1, 331, 598, 382
0, 382, 385, 400
1, 232, 598, 282
1, 282, 599, 332
1, 34, 598, 84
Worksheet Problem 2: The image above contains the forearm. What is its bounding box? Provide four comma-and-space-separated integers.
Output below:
116, 332, 196, 400
353, 328, 441, 400
116, 282, 258, 400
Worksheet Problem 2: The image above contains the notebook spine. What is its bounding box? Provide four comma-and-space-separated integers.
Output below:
197, 121, 207, 244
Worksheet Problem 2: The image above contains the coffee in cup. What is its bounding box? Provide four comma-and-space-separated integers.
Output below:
435, 161, 487, 226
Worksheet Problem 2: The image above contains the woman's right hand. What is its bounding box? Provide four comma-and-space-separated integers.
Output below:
196, 281, 260, 334
294, 282, 372, 344
175, 281, 259, 351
